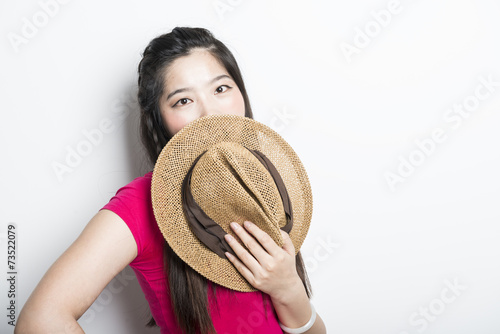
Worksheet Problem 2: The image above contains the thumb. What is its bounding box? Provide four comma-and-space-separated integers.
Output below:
280, 230, 295, 255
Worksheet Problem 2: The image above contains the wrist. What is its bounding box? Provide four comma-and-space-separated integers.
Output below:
271, 275, 306, 306
271, 279, 315, 332
279, 301, 317, 334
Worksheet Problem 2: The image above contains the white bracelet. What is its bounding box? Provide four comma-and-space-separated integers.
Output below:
279, 302, 317, 334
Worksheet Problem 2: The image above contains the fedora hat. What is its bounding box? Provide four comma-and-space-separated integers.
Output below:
151, 114, 313, 292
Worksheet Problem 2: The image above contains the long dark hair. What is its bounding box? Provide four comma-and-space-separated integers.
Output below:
137, 27, 312, 334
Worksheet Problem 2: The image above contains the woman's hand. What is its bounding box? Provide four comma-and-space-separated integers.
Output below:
224, 220, 304, 303
225, 220, 328, 333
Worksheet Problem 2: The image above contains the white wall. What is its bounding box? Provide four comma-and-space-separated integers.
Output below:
1, 0, 500, 333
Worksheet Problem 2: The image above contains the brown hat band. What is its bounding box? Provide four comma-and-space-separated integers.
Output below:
181, 147, 294, 259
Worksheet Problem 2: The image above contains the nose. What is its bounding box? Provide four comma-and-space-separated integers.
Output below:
199, 98, 221, 117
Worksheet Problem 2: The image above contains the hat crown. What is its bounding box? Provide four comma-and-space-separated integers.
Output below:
190, 141, 286, 246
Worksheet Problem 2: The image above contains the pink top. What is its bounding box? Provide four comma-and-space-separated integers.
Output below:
100, 171, 282, 333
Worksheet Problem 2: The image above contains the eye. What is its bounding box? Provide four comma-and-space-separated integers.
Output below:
173, 98, 192, 107
215, 85, 231, 94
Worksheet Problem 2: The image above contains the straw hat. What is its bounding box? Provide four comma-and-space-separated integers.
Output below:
151, 114, 313, 292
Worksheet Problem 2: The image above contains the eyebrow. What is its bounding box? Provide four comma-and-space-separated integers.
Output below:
166, 74, 232, 101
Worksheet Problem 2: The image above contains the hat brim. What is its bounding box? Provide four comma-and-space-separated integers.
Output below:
151, 114, 313, 292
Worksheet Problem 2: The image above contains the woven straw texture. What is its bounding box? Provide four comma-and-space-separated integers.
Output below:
151, 114, 313, 292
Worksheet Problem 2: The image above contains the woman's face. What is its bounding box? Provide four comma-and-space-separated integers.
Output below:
159, 49, 246, 137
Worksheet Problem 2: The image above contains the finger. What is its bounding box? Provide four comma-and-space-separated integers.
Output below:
224, 251, 256, 286
230, 222, 273, 263
280, 229, 295, 255
224, 231, 263, 274
242, 221, 283, 257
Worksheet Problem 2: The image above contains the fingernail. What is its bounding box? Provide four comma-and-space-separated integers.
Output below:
230, 222, 240, 230
225, 252, 233, 259
225, 234, 233, 242
244, 221, 252, 228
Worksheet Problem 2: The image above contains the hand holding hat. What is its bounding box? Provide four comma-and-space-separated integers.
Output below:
224, 220, 305, 303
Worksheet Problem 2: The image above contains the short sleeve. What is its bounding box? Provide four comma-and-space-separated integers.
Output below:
99, 171, 164, 267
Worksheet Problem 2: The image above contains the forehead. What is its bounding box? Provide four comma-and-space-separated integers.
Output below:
163, 49, 230, 87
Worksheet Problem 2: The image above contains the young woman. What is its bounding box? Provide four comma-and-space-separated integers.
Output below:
15, 27, 326, 334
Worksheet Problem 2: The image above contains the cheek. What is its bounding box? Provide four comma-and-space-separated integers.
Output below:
161, 112, 190, 137
229, 91, 246, 117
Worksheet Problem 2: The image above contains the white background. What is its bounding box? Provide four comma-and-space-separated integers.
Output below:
1, 0, 500, 333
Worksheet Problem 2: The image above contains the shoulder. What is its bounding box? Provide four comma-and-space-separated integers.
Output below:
103, 171, 153, 211
116, 171, 153, 197
100, 171, 163, 265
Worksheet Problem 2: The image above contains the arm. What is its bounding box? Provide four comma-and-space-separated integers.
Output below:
224, 221, 327, 333
270, 278, 327, 333
15, 209, 137, 333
